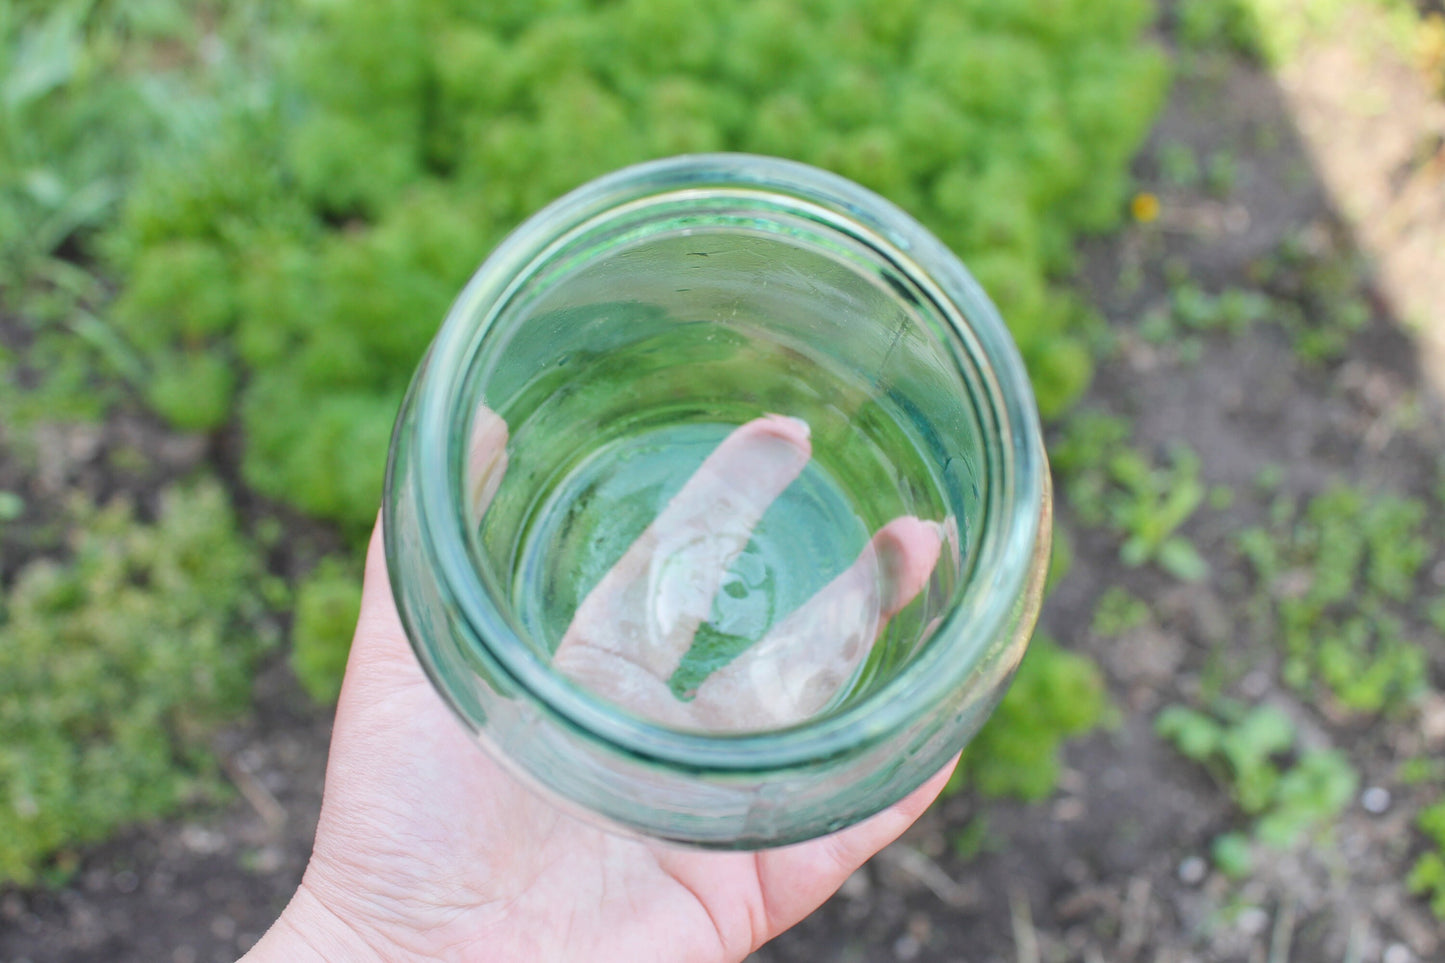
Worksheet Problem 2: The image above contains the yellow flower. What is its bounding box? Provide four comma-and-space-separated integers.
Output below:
1130, 191, 1161, 224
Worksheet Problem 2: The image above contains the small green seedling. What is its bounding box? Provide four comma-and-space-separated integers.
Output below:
1158, 140, 1201, 188
1408, 801, 1445, 919
1241, 486, 1432, 715
1204, 151, 1238, 197
1091, 586, 1152, 637
1156, 701, 1358, 872
1108, 446, 1210, 580
1054, 412, 1211, 581
1258, 233, 1373, 364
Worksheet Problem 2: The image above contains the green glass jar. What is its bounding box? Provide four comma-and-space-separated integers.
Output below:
384, 154, 1051, 848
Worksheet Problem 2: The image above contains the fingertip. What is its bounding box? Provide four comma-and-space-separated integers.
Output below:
467, 407, 510, 515
753, 412, 812, 448
873, 516, 944, 617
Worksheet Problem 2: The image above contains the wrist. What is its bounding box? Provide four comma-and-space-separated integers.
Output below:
242, 878, 401, 963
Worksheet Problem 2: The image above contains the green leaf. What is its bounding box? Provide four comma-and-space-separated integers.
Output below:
1211, 832, 1253, 878
956, 637, 1108, 801
289, 558, 363, 705
1158, 536, 1210, 581
1156, 705, 1222, 762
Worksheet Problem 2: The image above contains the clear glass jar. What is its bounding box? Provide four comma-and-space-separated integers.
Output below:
384, 154, 1051, 848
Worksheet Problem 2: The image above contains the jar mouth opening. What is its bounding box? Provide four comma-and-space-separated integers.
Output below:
405, 154, 1045, 772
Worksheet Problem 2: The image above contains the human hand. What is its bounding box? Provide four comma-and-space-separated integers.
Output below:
243, 416, 954, 963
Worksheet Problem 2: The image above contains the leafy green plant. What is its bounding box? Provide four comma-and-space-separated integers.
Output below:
1138, 283, 1274, 358
1157, 140, 1201, 187
950, 813, 1001, 862
1408, 800, 1445, 919
99, 0, 1171, 532
1157, 701, 1357, 870
1091, 586, 1151, 636
1109, 446, 1210, 578
0, 0, 280, 416
289, 556, 363, 704
1053, 411, 1210, 580
1239, 486, 1432, 714
1204, 150, 1239, 197
950, 636, 1110, 801
0, 481, 273, 885
1429, 598, 1445, 639
1175, 0, 1261, 55
1400, 758, 1445, 787
1050, 409, 1132, 523
1249, 229, 1372, 364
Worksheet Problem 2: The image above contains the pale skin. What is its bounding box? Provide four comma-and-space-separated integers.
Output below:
242, 415, 952, 962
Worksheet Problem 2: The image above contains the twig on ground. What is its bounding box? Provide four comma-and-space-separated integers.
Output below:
1268, 898, 1296, 963
218, 751, 286, 832
1009, 885, 1040, 963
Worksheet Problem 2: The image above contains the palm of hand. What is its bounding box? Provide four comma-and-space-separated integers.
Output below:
297, 416, 953, 962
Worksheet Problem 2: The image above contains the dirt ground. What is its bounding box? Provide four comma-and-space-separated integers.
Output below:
4, 8, 1445, 963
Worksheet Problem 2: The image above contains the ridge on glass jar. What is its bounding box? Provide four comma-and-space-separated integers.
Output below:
384, 153, 1051, 848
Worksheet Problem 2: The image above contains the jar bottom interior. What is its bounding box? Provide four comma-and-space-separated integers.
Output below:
463, 224, 988, 731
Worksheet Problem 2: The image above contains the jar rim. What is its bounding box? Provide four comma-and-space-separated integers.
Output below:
396, 153, 1046, 772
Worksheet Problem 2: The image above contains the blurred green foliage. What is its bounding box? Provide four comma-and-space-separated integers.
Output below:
0, 482, 273, 885
1091, 586, 1151, 637
289, 557, 362, 704
1176, 0, 1261, 55
0, 1, 276, 393
97, 0, 1169, 531
1410, 800, 1445, 919
1137, 283, 1274, 364
1157, 701, 1358, 872
951, 636, 1109, 801
1053, 410, 1210, 581
1251, 231, 1373, 365
1238, 486, 1432, 715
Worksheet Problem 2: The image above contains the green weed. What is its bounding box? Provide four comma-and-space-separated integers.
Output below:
1204, 150, 1239, 197
289, 557, 363, 705
0, 0, 1176, 875
1252, 230, 1372, 365
950, 813, 1001, 862
1239, 486, 1432, 715
1091, 586, 1152, 636
950, 636, 1109, 801
0, 481, 274, 885
1175, 0, 1261, 56
1157, 140, 1202, 188
1429, 598, 1445, 639
1054, 412, 1210, 581
1157, 701, 1358, 870
1399, 758, 1445, 787
1138, 283, 1274, 362
1408, 800, 1445, 919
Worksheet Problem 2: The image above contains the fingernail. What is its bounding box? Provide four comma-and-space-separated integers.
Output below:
761, 413, 811, 440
